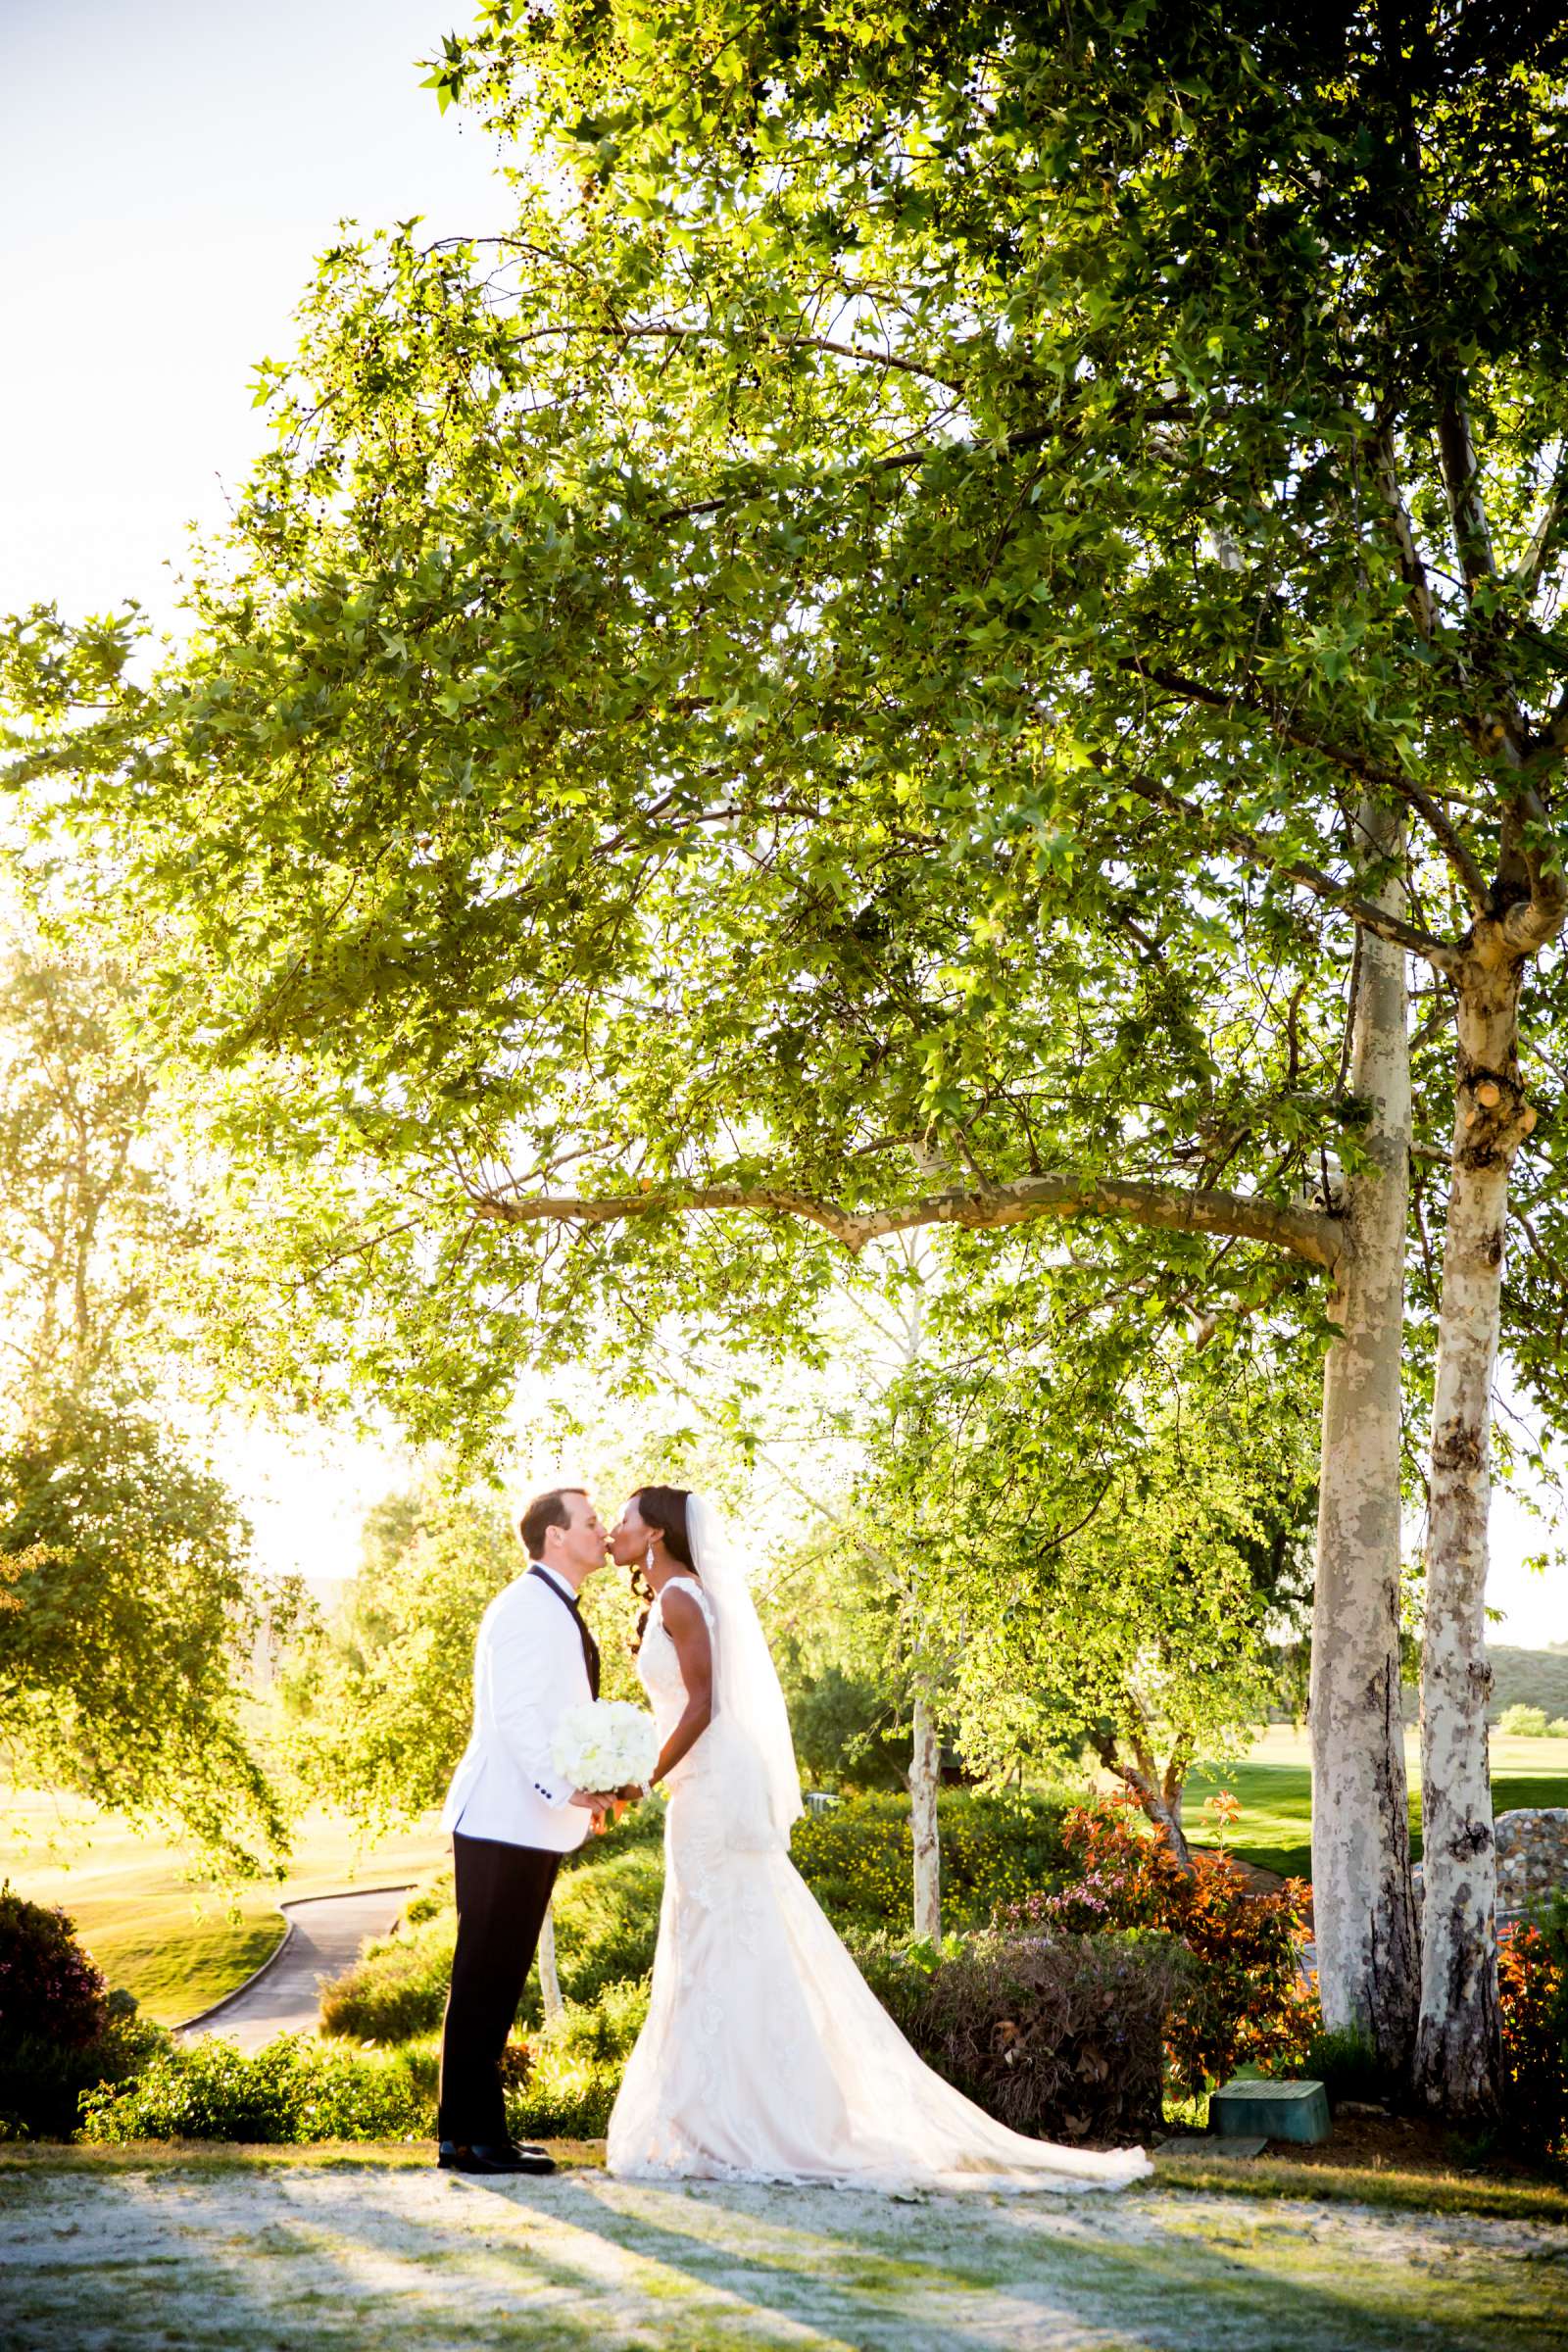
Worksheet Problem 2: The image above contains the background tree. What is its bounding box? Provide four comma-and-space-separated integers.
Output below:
0, 1399, 285, 1875
0, 948, 196, 1421
823, 1289, 1319, 1868
0, 942, 285, 1869
772, 1635, 920, 1798
282, 1486, 518, 1828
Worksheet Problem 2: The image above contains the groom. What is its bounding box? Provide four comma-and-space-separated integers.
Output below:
436, 1485, 610, 2176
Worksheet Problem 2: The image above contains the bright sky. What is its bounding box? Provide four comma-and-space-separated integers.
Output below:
0, 0, 502, 630
3, 2, 1564, 1643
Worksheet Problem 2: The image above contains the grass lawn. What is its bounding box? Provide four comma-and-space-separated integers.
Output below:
0, 1789, 449, 2026
3, 2146, 1565, 2351
1182, 1726, 1568, 1881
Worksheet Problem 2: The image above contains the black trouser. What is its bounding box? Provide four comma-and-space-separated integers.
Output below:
437, 1832, 562, 2148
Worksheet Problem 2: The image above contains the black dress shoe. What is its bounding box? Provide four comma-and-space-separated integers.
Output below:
438, 2140, 556, 2176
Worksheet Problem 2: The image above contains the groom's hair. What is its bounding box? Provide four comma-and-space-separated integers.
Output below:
519, 1487, 585, 1559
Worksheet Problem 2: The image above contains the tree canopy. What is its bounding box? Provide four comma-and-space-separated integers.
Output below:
9, 2, 1568, 1423
0, 1398, 285, 1874
801, 1261, 1319, 1856
282, 1485, 519, 1828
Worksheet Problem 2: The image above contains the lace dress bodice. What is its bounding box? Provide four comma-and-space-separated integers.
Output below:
635, 1574, 720, 1795
636, 1576, 713, 1735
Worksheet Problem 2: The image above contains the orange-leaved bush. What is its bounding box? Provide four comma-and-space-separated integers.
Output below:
1497, 1906, 1568, 2158
996, 1796, 1315, 2093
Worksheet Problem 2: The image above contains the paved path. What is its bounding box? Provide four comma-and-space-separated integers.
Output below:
179, 1886, 411, 2052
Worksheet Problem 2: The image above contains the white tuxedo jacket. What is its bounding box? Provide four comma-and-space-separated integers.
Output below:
441, 1564, 594, 1852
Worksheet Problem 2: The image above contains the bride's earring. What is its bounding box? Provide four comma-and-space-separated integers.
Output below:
645, 1541, 656, 1573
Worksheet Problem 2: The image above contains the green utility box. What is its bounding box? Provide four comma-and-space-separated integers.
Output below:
1209, 2078, 1331, 2144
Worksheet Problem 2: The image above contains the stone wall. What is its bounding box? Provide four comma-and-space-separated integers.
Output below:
1494, 1809, 1568, 1908
1413, 1807, 1568, 1912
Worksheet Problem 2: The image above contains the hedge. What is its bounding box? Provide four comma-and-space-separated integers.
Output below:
80, 2033, 436, 2144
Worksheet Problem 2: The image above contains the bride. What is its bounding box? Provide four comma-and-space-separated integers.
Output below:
602, 1486, 1149, 2194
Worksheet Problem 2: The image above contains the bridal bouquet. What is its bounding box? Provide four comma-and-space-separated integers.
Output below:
552, 1697, 660, 1792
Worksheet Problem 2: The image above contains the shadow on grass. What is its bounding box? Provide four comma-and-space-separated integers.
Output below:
591, 2174, 1566, 2352
5, 2156, 1566, 2352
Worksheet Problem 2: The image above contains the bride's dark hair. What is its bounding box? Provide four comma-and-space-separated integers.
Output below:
630, 1485, 696, 1645
637, 1486, 696, 1571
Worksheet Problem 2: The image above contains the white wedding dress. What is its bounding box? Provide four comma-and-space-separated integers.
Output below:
606, 1568, 1150, 2194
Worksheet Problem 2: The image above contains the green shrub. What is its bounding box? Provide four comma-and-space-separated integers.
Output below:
1499, 1704, 1551, 1738
321, 1841, 665, 2044
853, 1927, 1185, 2145
0, 1886, 166, 2139
507, 1981, 651, 2141
1296, 2025, 1391, 2109
792, 1789, 1074, 1934
401, 1881, 450, 1928
1549, 1720, 1568, 1740
80, 2033, 436, 2144
554, 1844, 663, 2002
320, 1909, 457, 2043
81, 1996, 652, 2148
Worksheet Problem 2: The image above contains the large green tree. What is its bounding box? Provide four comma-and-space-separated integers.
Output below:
10, 0, 1568, 2112
813, 1273, 1319, 1867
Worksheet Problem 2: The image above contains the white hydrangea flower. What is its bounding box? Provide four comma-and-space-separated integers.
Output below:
552, 1697, 661, 1790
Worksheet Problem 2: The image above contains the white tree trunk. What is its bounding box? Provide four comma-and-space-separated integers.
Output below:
1414, 936, 1523, 2116
909, 1693, 942, 1941
537, 1896, 564, 2023
1310, 802, 1419, 2069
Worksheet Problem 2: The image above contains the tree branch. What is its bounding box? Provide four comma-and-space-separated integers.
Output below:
1497, 879, 1568, 959
1513, 450, 1568, 601
1424, 391, 1568, 943
1436, 379, 1534, 770
1384, 775, 1494, 913
1112, 766, 1462, 971
471, 1170, 1343, 1270
651, 394, 1193, 529
652, 420, 1058, 525
1436, 383, 1501, 603
509, 317, 968, 395
1162, 1731, 1195, 1814
1372, 419, 1437, 642
1121, 657, 1492, 912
